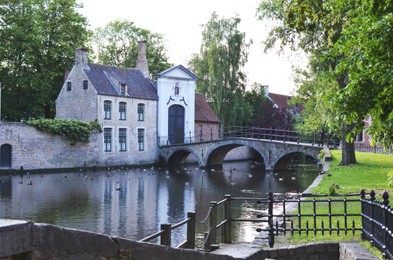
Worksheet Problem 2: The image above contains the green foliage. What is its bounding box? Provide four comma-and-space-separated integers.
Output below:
0, 0, 90, 121
26, 118, 102, 144
328, 183, 340, 196
91, 19, 172, 77
189, 12, 253, 127
257, 0, 361, 165
388, 171, 393, 187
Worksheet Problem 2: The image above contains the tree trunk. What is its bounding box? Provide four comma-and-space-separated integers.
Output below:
340, 126, 357, 165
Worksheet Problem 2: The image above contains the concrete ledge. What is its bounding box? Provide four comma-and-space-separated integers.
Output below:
0, 219, 33, 258
323, 146, 332, 161
340, 242, 379, 260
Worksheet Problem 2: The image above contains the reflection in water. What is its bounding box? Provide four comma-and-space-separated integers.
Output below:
0, 160, 319, 246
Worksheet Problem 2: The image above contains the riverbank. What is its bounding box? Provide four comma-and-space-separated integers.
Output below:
282, 150, 393, 259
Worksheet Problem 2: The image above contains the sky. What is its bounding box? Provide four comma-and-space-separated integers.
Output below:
77, 0, 307, 95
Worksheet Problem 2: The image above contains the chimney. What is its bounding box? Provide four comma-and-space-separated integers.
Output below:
136, 40, 150, 78
75, 47, 88, 67
263, 85, 269, 97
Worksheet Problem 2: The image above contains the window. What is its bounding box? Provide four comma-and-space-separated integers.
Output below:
120, 84, 127, 96
174, 82, 179, 95
67, 82, 71, 91
104, 100, 111, 120
104, 128, 112, 152
138, 129, 144, 151
119, 102, 126, 120
119, 128, 127, 151
137, 103, 145, 121
83, 80, 88, 90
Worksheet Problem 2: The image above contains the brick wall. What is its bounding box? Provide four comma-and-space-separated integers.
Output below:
0, 122, 158, 171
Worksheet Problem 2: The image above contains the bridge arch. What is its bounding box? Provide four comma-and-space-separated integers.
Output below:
204, 140, 268, 169
166, 146, 202, 166
273, 150, 319, 171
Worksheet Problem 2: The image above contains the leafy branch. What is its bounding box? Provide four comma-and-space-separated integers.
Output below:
25, 118, 102, 144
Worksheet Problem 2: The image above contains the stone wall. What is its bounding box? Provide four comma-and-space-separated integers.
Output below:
0, 219, 379, 260
0, 122, 158, 171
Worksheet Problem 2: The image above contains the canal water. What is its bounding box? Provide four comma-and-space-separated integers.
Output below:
0, 159, 319, 247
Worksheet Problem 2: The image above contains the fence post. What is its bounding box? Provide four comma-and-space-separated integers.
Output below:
223, 195, 232, 243
160, 224, 171, 246
370, 190, 376, 242
383, 191, 389, 258
186, 212, 196, 249
209, 201, 218, 248
268, 191, 275, 248
360, 189, 366, 240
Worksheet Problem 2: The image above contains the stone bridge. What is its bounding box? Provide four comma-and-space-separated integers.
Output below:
159, 138, 323, 171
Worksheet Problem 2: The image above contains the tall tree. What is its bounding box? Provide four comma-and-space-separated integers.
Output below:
0, 0, 90, 120
331, 0, 393, 147
92, 19, 171, 77
189, 12, 252, 127
257, 0, 359, 165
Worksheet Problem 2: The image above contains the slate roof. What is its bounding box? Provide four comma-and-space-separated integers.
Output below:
195, 93, 220, 123
84, 63, 158, 100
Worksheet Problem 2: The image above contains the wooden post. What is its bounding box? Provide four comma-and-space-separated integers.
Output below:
209, 201, 218, 247
160, 224, 171, 246
186, 212, 196, 249
223, 195, 232, 243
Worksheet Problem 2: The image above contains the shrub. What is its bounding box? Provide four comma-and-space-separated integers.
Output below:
26, 118, 102, 144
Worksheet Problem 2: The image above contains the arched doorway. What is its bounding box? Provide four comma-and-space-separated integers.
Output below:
168, 105, 185, 144
0, 144, 12, 167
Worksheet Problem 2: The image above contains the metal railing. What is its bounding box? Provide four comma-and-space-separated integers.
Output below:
256, 192, 362, 248
361, 189, 393, 260
141, 190, 393, 255
139, 212, 196, 249
158, 126, 338, 148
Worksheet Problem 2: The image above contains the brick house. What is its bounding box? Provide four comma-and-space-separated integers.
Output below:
54, 41, 214, 167
194, 93, 220, 142
0, 41, 219, 170
55, 43, 159, 165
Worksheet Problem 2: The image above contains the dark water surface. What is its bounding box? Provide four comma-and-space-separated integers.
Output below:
0, 160, 319, 246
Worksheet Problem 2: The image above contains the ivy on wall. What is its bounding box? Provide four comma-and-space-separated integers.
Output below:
25, 118, 102, 144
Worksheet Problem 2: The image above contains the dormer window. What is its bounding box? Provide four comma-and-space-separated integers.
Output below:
174, 82, 179, 95
120, 84, 127, 96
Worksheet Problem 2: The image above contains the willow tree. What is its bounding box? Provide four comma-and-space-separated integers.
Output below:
258, 0, 361, 165
92, 19, 171, 77
189, 12, 252, 128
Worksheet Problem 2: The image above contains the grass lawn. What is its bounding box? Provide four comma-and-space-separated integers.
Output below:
282, 150, 393, 258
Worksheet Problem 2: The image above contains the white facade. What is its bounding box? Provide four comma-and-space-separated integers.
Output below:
156, 65, 198, 146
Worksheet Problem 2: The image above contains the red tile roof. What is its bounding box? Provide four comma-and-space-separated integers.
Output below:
268, 93, 292, 110
195, 93, 220, 123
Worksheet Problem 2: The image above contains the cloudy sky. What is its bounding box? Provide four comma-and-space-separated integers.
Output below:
78, 0, 306, 95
